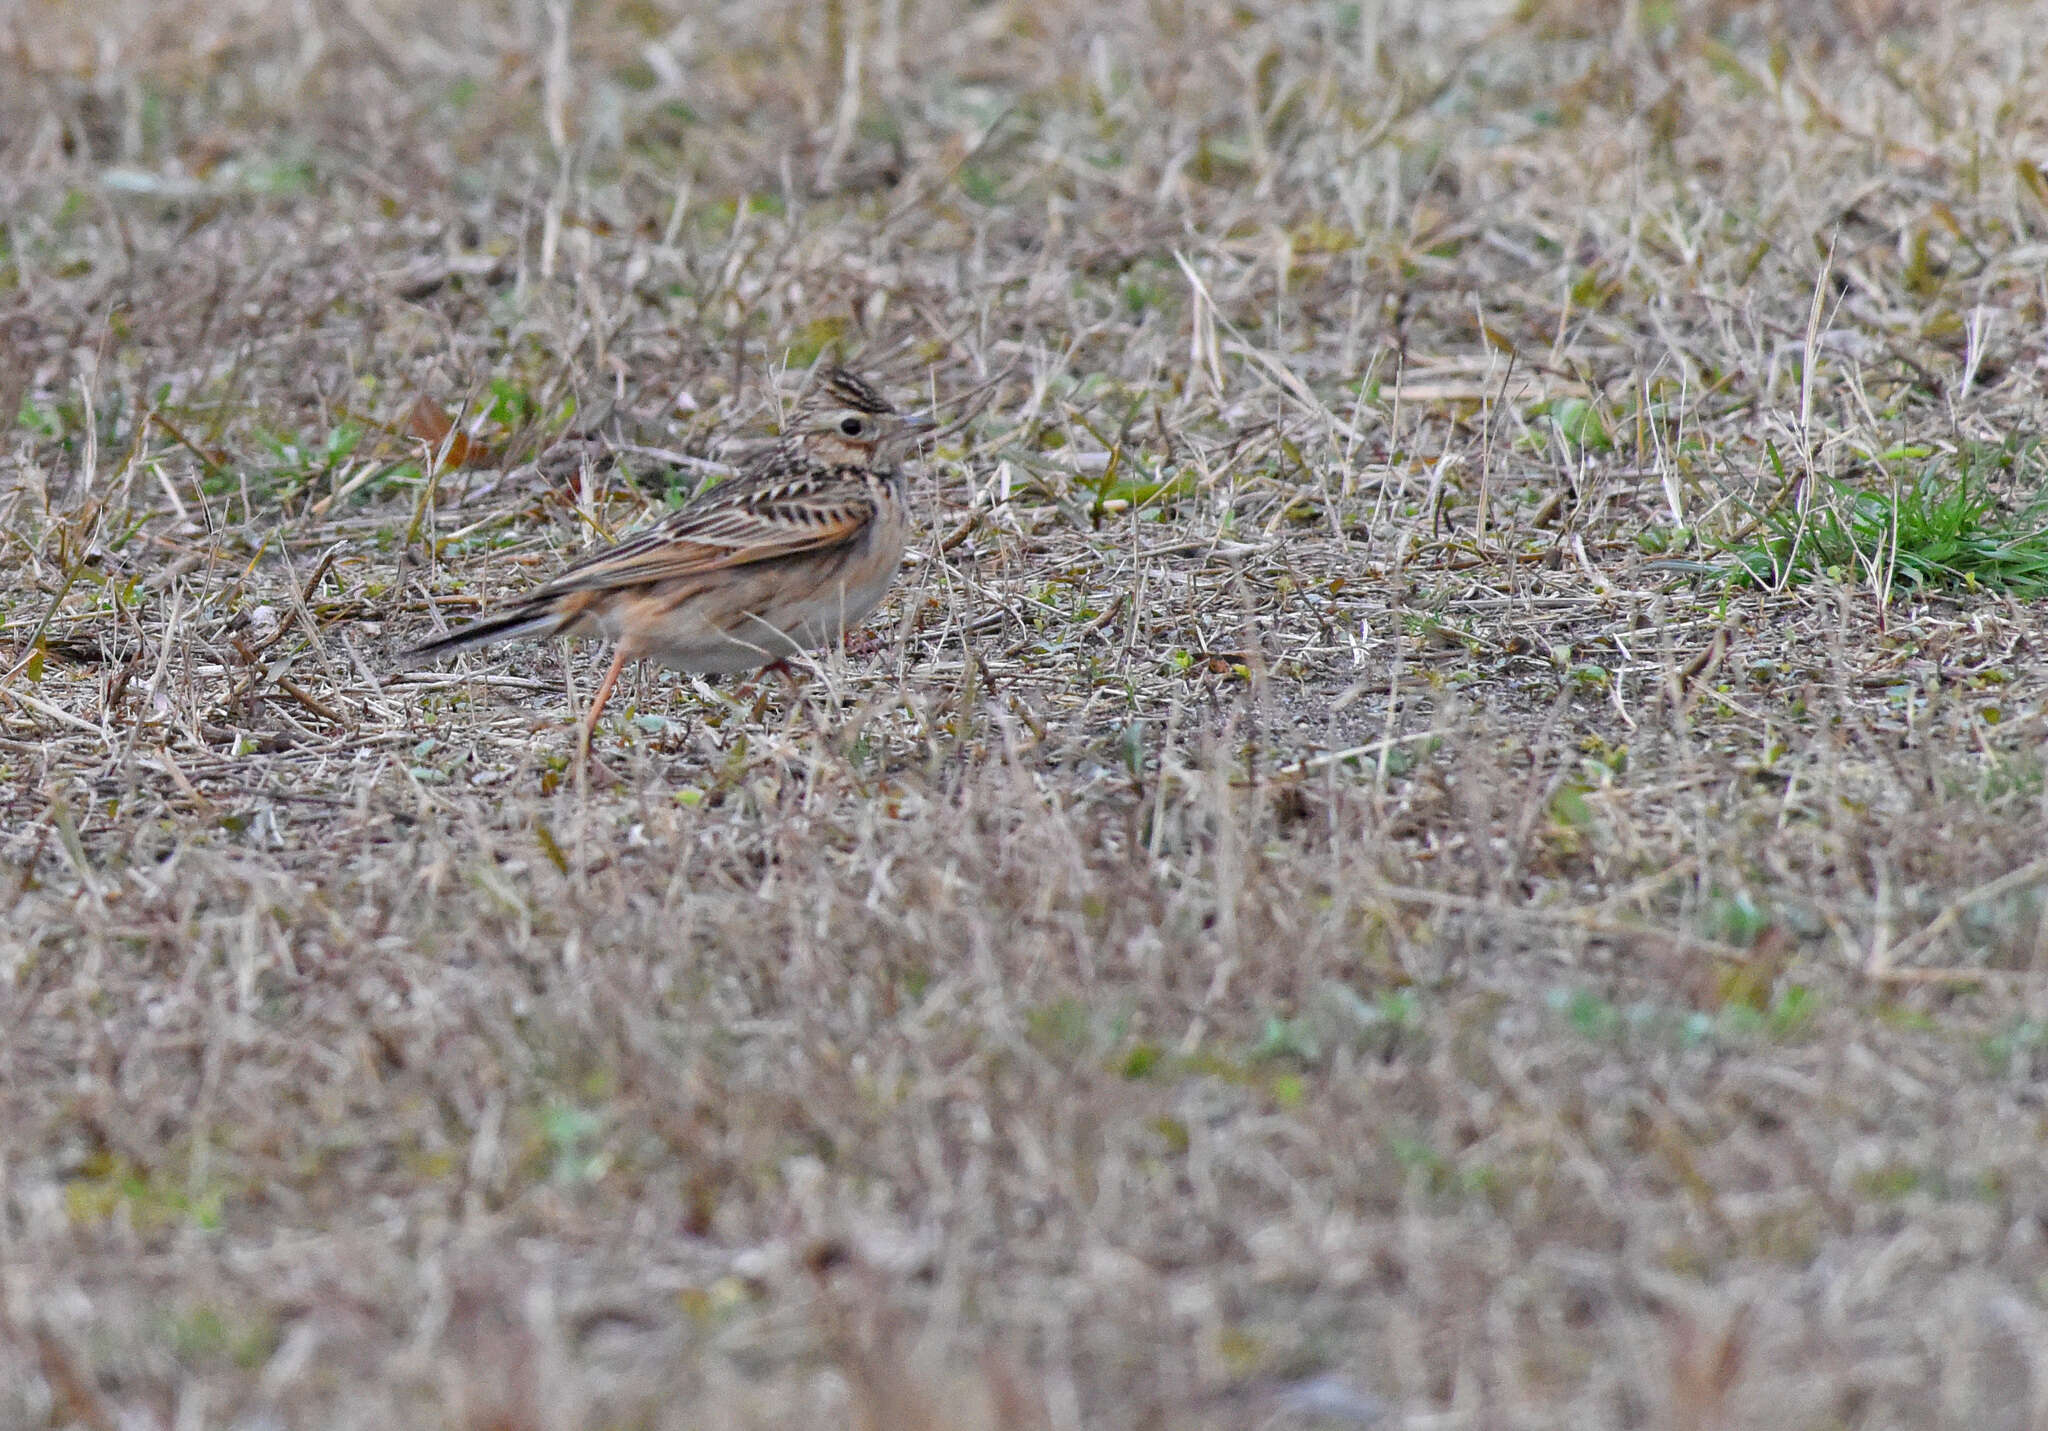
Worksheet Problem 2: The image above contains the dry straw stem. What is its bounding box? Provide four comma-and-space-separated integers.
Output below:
7, 0, 2048, 1426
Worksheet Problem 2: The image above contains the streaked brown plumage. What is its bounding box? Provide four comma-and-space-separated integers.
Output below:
410, 367, 932, 763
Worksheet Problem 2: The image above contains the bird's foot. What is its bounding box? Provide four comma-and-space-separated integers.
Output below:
736, 659, 808, 722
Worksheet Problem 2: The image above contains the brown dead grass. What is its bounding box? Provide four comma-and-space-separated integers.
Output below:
6, 0, 2048, 1426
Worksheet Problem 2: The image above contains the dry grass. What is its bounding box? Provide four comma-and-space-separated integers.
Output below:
6, 0, 2048, 1426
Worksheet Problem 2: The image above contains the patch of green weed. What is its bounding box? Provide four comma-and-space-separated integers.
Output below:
1721, 444, 2048, 595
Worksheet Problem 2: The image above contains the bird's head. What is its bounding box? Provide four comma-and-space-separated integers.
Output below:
786, 367, 934, 468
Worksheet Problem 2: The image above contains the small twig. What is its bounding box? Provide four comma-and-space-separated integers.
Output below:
277, 676, 346, 725
1275, 728, 1443, 775
1867, 966, 2045, 986
1363, 881, 1756, 964
937, 511, 982, 554
150, 409, 233, 480
1877, 855, 2048, 973
0, 685, 108, 739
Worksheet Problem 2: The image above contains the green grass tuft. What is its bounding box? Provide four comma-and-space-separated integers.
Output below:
1722, 448, 2048, 596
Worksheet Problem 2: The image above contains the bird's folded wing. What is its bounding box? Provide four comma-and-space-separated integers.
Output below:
540, 492, 876, 595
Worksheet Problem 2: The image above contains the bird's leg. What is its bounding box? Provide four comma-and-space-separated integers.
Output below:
577, 642, 634, 785
748, 657, 807, 722
766, 657, 806, 698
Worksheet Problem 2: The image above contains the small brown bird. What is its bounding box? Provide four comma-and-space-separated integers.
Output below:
410, 366, 933, 765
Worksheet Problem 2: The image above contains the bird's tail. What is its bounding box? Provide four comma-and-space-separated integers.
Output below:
408, 602, 563, 661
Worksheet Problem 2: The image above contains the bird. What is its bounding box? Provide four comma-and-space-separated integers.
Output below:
408, 366, 934, 770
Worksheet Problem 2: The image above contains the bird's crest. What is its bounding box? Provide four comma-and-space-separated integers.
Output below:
806, 366, 898, 416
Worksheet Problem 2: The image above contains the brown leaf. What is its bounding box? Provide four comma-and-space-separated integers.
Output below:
403, 394, 496, 470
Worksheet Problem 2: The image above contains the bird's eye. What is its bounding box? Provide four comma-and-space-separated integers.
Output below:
839, 416, 865, 436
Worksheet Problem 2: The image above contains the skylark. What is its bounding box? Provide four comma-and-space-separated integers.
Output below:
409, 366, 933, 764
